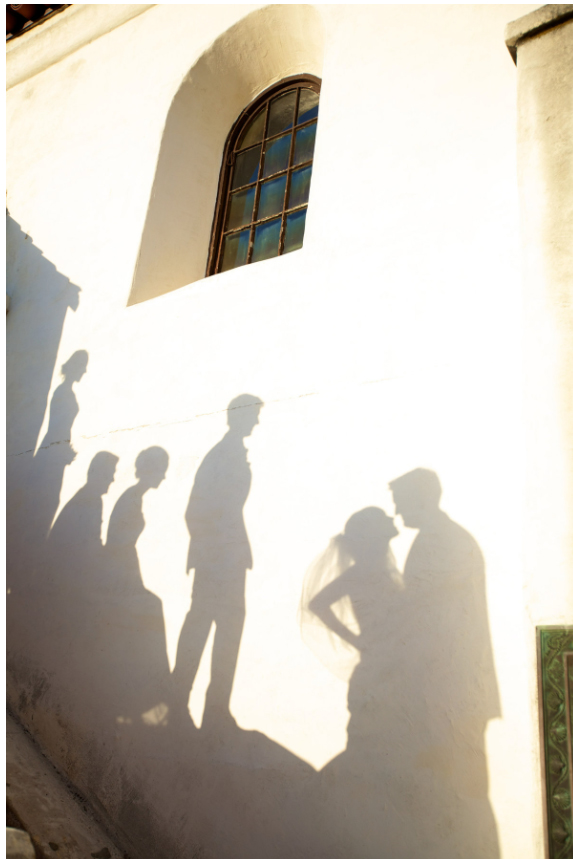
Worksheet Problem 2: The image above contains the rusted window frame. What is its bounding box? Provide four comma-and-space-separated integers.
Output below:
206, 74, 321, 277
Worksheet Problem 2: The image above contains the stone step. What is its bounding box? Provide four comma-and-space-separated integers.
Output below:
6, 827, 36, 859
6, 711, 126, 859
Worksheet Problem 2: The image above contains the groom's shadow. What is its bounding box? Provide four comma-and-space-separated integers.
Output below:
115, 469, 500, 859
95, 401, 321, 859
317, 470, 501, 859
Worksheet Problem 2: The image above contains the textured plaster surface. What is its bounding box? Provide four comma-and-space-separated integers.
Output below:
516, 22, 573, 849
6, 711, 125, 858
6, 4, 155, 90
505, 4, 573, 60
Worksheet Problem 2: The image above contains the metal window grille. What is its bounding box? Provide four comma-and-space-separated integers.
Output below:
207, 75, 321, 276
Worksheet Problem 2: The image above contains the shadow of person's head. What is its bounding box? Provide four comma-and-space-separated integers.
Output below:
135, 446, 169, 489
389, 468, 441, 529
227, 393, 264, 438
61, 350, 89, 384
87, 451, 119, 496
341, 507, 398, 567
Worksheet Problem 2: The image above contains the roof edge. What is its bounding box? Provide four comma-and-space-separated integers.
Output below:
505, 4, 573, 63
6, 4, 156, 90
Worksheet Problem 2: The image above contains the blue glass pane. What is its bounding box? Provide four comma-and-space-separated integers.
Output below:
283, 209, 306, 254
232, 145, 261, 189
268, 91, 296, 137
252, 218, 281, 263
288, 165, 312, 210
262, 134, 291, 178
258, 175, 287, 221
293, 123, 316, 166
238, 108, 265, 150
226, 187, 255, 230
220, 229, 250, 272
297, 89, 319, 124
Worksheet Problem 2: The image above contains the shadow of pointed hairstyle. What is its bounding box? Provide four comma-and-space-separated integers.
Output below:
60, 350, 89, 380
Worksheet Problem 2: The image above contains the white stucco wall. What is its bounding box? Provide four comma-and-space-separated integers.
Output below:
8, 5, 570, 859
517, 17, 573, 623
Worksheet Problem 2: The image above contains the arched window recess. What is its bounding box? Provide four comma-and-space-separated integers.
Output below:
207, 75, 321, 275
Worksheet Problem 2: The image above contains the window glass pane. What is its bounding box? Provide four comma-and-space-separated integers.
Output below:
288, 165, 312, 210
213, 81, 320, 274
232, 146, 261, 189
257, 175, 287, 221
293, 123, 316, 166
237, 108, 265, 150
226, 187, 256, 230
297, 89, 319, 124
283, 209, 306, 254
262, 133, 291, 178
252, 217, 281, 263
220, 229, 250, 272
267, 91, 296, 138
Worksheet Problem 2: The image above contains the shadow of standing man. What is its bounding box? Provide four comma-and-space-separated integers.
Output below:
171, 394, 263, 730
388, 468, 501, 857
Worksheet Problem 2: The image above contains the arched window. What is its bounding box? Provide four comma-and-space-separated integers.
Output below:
207, 76, 321, 275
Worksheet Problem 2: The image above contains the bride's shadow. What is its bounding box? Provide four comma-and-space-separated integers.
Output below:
313, 472, 500, 859
13, 429, 500, 859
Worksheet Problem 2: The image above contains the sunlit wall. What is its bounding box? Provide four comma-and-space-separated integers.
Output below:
7, 5, 570, 859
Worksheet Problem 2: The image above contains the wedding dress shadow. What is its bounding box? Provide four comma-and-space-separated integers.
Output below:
308, 472, 501, 859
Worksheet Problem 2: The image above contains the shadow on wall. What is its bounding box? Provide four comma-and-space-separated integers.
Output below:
6, 213, 82, 454
302, 474, 501, 858
7, 385, 502, 859
34, 350, 89, 535
7, 348, 91, 665
6, 216, 84, 668
33, 447, 172, 735
171, 394, 263, 728
128, 4, 324, 305
7, 346, 88, 574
